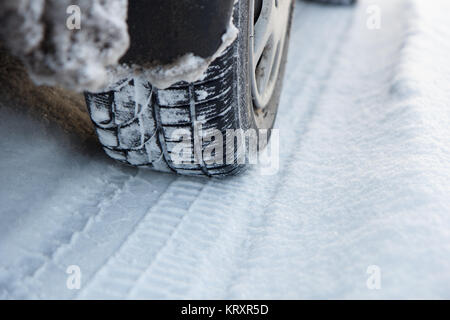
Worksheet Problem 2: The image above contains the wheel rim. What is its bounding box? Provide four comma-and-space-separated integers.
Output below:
250, 0, 291, 110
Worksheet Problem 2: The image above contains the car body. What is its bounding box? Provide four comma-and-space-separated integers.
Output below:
123, 0, 236, 67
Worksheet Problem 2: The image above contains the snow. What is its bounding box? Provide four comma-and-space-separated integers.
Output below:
0, 0, 237, 92
196, 90, 210, 101
0, 0, 129, 92
106, 20, 239, 90
1, 0, 450, 299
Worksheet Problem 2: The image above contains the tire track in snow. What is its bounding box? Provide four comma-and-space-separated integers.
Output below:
77, 178, 208, 299
0, 160, 132, 298
2, 161, 177, 299
28, 169, 136, 278
53, 170, 177, 300
65, 171, 180, 299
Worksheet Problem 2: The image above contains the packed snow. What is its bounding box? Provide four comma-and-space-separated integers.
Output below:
0, 0, 129, 92
1, 0, 450, 299
106, 21, 239, 90
0, 0, 239, 92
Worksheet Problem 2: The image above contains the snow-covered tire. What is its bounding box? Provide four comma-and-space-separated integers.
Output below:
85, 0, 294, 177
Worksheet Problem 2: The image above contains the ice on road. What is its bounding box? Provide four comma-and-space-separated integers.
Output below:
1, 0, 450, 299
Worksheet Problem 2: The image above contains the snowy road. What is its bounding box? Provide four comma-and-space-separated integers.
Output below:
1, 0, 450, 299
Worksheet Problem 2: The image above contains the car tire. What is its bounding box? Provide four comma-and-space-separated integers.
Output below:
85, 0, 294, 177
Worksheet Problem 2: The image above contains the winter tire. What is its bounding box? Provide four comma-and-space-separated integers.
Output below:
85, 0, 294, 177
